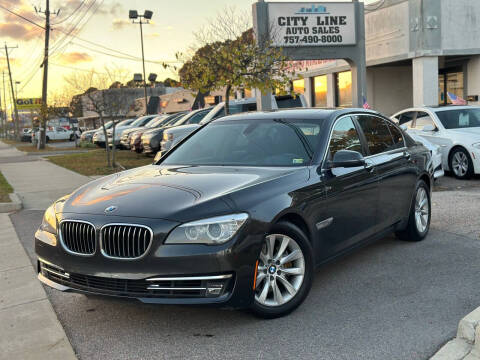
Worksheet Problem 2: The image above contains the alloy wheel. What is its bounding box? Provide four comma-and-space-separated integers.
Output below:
414, 187, 429, 233
452, 151, 469, 177
255, 234, 305, 307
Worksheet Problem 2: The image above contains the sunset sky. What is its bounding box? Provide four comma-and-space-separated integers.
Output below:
1, 0, 375, 104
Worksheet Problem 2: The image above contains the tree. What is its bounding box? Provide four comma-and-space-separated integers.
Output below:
63, 67, 130, 168
176, 8, 292, 115
163, 77, 181, 87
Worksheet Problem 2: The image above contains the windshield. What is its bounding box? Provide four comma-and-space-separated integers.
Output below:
116, 119, 133, 127
162, 118, 321, 167
436, 108, 480, 129
101, 121, 113, 130
146, 116, 168, 128
131, 116, 153, 127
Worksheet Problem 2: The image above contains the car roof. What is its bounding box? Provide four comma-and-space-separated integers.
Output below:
212, 108, 381, 122
396, 105, 480, 113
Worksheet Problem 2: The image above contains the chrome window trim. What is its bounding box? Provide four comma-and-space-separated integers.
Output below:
321, 113, 367, 168
321, 113, 409, 169
100, 223, 154, 261
58, 219, 97, 257
146, 274, 232, 282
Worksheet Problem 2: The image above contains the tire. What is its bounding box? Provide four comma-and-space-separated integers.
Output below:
69, 134, 74, 141
251, 222, 314, 319
395, 180, 431, 242
449, 147, 474, 179
45, 136, 50, 143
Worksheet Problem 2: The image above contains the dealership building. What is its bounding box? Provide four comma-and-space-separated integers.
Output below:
289, 0, 480, 116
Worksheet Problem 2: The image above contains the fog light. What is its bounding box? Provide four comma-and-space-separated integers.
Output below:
206, 282, 224, 296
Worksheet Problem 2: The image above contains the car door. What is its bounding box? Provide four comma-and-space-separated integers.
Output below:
313, 115, 379, 257
356, 115, 417, 229
413, 111, 452, 161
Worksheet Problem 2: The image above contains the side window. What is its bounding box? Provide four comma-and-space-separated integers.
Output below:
398, 111, 416, 129
386, 121, 405, 149
357, 115, 395, 155
414, 112, 436, 130
328, 117, 364, 158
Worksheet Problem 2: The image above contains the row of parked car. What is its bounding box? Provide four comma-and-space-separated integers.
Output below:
81, 94, 307, 156
80, 95, 480, 180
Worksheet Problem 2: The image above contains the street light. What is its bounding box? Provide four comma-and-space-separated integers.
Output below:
129, 9, 153, 115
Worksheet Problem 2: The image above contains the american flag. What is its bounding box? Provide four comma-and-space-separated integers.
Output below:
363, 96, 371, 109
447, 92, 467, 105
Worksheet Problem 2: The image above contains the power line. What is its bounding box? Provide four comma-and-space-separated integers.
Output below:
51, 0, 86, 25
0, 4, 45, 29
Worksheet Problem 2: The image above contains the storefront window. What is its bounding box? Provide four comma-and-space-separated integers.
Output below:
292, 79, 305, 95
438, 70, 464, 105
314, 75, 327, 107
336, 71, 352, 107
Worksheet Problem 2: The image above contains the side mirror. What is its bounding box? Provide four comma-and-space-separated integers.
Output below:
327, 150, 366, 169
422, 124, 436, 132
399, 124, 407, 131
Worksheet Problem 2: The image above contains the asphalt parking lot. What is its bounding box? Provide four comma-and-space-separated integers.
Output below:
10, 174, 480, 360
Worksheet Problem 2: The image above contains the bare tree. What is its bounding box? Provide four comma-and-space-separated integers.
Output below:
63, 67, 130, 168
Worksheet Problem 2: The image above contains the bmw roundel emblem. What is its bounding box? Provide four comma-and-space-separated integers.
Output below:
104, 205, 118, 214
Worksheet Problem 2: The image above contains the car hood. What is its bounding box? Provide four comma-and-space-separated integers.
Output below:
123, 127, 144, 135
61, 165, 308, 222
142, 127, 165, 137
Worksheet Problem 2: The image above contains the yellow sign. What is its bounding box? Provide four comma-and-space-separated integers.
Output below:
16, 98, 42, 110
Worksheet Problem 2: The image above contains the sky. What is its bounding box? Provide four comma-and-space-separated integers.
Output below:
0, 0, 376, 105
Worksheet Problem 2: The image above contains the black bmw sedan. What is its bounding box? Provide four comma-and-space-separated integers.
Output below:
35, 108, 433, 318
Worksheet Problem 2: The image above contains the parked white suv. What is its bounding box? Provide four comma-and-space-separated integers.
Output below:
32, 126, 76, 142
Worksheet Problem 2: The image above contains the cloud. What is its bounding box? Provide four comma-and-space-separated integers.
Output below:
0, 23, 42, 41
111, 18, 130, 30
0, 56, 21, 71
145, 32, 160, 38
58, 52, 93, 64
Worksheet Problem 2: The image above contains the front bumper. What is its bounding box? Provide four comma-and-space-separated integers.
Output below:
35, 213, 262, 308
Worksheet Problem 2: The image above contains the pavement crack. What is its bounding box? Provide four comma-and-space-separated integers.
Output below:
0, 297, 45, 312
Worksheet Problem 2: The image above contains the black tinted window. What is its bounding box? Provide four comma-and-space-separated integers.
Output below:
276, 96, 302, 109
436, 108, 480, 129
163, 119, 319, 167
329, 117, 364, 157
357, 116, 395, 155
386, 122, 405, 148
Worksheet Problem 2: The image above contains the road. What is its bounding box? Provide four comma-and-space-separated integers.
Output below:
9, 174, 480, 360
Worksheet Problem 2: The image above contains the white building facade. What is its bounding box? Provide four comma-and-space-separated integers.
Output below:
292, 0, 480, 115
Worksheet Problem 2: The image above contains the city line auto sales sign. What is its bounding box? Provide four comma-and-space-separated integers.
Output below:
268, 2, 356, 47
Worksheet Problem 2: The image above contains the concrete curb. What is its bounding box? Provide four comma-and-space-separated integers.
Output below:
0, 213, 77, 359
0, 193, 22, 213
431, 307, 480, 360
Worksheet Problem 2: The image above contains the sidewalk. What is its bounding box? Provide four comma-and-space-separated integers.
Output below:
0, 141, 92, 209
0, 141, 89, 359
0, 213, 76, 360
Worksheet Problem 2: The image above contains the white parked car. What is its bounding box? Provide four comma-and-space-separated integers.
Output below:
33, 126, 76, 142
405, 132, 444, 179
392, 106, 480, 179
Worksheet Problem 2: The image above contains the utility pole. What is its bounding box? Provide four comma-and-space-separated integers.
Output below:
3, 43, 20, 140
1, 72, 5, 137
37, 0, 52, 149
0, 72, 3, 138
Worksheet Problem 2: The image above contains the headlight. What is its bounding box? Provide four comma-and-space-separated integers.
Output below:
163, 132, 173, 141
40, 204, 57, 234
472, 142, 480, 149
165, 213, 248, 245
